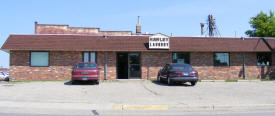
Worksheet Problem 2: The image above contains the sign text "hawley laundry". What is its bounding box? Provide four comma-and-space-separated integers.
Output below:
149, 33, 170, 49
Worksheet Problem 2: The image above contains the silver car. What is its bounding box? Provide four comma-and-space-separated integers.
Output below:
0, 72, 9, 81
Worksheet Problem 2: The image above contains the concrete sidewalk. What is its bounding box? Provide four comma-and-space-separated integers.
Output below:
0, 80, 275, 111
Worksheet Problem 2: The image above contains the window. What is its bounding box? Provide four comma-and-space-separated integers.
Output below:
214, 53, 229, 66
170, 65, 193, 71
75, 63, 97, 69
30, 52, 49, 66
172, 52, 190, 64
257, 52, 271, 66
83, 52, 97, 63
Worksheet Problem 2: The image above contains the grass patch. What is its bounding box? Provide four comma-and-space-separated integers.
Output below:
225, 80, 238, 82
261, 78, 275, 81
100, 80, 120, 83
8, 79, 70, 83
148, 78, 157, 82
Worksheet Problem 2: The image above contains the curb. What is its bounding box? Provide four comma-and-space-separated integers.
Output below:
169, 104, 275, 110
113, 104, 275, 110
238, 79, 261, 82
113, 105, 168, 110
1, 101, 275, 111
200, 79, 261, 82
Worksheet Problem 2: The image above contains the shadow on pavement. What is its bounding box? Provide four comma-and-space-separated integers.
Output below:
64, 80, 98, 86
151, 80, 193, 87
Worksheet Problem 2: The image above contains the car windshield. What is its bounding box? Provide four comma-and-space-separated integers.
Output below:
75, 63, 96, 69
170, 65, 193, 71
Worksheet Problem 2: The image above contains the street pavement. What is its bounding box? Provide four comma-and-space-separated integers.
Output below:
0, 80, 275, 115
0, 108, 275, 116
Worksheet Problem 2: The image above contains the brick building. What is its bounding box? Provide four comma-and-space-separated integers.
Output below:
1, 21, 275, 80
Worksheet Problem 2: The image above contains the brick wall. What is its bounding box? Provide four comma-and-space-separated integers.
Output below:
141, 52, 171, 79
35, 24, 99, 34
97, 52, 117, 80
35, 24, 132, 35
9, 51, 275, 80
140, 52, 275, 80
10, 51, 82, 80
0, 68, 8, 72
9, 51, 117, 80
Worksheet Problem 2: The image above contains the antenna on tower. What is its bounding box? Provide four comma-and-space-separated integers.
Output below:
205, 14, 221, 37
200, 23, 204, 36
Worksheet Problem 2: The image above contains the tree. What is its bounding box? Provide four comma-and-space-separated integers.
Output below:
245, 11, 275, 37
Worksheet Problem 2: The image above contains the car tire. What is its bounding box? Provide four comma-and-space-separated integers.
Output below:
95, 80, 99, 85
157, 74, 162, 82
191, 81, 197, 86
71, 80, 76, 85
167, 78, 173, 85
5, 78, 9, 81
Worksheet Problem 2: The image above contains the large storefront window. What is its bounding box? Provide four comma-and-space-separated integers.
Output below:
214, 53, 229, 66
83, 52, 96, 63
172, 52, 190, 64
30, 52, 49, 66
257, 52, 271, 66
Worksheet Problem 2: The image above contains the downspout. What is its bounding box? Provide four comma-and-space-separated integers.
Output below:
243, 52, 246, 79
242, 37, 246, 79
104, 52, 108, 80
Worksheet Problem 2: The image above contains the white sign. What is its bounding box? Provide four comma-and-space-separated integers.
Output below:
149, 33, 170, 49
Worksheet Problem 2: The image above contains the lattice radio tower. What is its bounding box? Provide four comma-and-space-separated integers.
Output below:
201, 14, 221, 37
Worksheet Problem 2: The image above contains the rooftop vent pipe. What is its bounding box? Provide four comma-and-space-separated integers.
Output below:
136, 16, 141, 34
200, 23, 204, 36
103, 34, 108, 38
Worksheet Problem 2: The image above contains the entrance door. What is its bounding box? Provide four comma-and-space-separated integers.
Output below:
117, 53, 128, 79
116, 53, 141, 79
128, 53, 141, 78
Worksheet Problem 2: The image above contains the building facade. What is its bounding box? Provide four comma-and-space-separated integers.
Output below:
1, 23, 275, 80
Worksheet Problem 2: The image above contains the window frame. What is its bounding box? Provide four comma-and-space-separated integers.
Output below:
29, 51, 50, 67
257, 52, 272, 66
82, 52, 97, 63
172, 52, 190, 64
213, 52, 230, 67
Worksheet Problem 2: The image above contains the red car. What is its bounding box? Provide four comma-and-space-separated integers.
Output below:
72, 62, 100, 84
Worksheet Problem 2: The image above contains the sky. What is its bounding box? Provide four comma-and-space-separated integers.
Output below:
0, 0, 274, 68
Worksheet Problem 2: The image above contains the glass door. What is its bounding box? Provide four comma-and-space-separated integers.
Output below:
128, 53, 141, 78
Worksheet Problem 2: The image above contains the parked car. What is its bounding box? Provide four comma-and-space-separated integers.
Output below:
0, 72, 9, 81
71, 62, 100, 84
4, 72, 9, 76
157, 63, 198, 86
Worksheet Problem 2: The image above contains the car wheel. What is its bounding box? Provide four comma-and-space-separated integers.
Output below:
95, 80, 99, 84
191, 81, 197, 86
71, 80, 76, 85
5, 78, 9, 81
157, 74, 161, 82
167, 78, 173, 85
